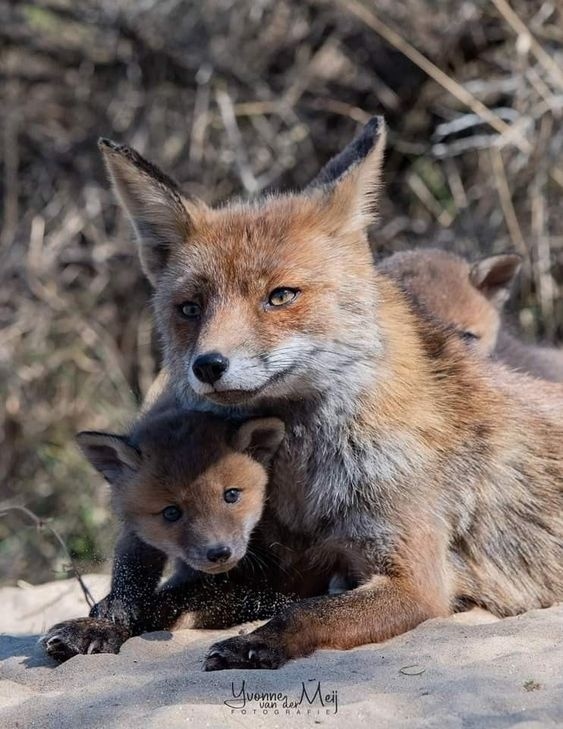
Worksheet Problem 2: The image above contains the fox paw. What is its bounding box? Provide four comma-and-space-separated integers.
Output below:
89, 594, 140, 629
41, 617, 130, 663
204, 634, 287, 671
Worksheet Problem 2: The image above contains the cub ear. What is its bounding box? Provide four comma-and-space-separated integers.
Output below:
469, 254, 522, 308
99, 139, 206, 285
76, 431, 141, 486
232, 418, 285, 468
308, 116, 386, 232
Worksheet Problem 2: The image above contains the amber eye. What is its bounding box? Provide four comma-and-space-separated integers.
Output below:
177, 301, 201, 319
162, 505, 182, 522
224, 488, 241, 504
267, 288, 300, 308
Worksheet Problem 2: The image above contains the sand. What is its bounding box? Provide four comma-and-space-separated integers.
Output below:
0, 574, 561, 728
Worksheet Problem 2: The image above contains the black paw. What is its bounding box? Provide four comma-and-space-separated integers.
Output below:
89, 594, 141, 629
41, 617, 131, 663
204, 634, 287, 671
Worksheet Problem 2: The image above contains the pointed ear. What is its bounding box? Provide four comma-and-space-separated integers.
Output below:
469, 254, 522, 308
308, 116, 386, 232
99, 139, 205, 285
76, 431, 141, 486
232, 418, 285, 468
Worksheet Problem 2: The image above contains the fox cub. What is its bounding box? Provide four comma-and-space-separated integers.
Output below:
42, 409, 292, 662
380, 248, 563, 381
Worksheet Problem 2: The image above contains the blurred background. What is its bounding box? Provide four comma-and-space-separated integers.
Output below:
1, 0, 562, 586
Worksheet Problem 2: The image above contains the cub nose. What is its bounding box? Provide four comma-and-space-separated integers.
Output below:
206, 545, 232, 564
192, 352, 229, 385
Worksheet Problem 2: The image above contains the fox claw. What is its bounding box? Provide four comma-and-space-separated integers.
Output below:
41, 617, 130, 663
203, 634, 287, 671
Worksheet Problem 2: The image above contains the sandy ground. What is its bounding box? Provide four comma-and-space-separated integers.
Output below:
0, 575, 561, 729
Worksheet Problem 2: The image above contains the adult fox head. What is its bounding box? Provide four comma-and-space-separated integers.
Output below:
100, 118, 386, 406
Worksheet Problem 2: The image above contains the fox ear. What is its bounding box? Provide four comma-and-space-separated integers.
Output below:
232, 418, 285, 468
99, 139, 205, 285
469, 254, 522, 308
76, 431, 141, 486
308, 116, 386, 232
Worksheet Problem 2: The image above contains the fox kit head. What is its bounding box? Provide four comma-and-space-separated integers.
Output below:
77, 412, 284, 573
99, 118, 386, 407
379, 249, 521, 356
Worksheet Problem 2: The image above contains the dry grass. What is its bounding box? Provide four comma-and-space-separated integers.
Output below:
0, 0, 561, 584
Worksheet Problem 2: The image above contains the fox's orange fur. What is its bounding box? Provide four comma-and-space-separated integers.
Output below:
380, 248, 563, 381
44, 118, 563, 670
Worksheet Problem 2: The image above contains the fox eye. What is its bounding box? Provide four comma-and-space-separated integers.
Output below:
267, 287, 300, 308
162, 505, 182, 522
461, 330, 480, 343
177, 301, 201, 319
224, 488, 241, 504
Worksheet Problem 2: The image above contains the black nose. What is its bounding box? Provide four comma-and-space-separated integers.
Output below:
192, 352, 229, 385
207, 545, 232, 563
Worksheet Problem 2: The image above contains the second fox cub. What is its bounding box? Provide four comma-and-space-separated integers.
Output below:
381, 248, 563, 381
43, 409, 292, 661
47, 117, 563, 669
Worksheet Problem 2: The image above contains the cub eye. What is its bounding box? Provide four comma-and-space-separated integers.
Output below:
224, 488, 241, 504
267, 287, 300, 308
162, 505, 182, 522
177, 301, 201, 319
461, 330, 480, 343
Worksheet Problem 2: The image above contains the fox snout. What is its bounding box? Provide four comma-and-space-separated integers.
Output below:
206, 545, 232, 563
186, 542, 241, 574
192, 352, 229, 385
186, 343, 290, 401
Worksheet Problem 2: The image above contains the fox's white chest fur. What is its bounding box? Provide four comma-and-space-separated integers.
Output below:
266, 399, 429, 537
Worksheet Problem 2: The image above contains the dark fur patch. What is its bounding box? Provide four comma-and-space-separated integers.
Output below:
309, 116, 384, 188
98, 138, 183, 196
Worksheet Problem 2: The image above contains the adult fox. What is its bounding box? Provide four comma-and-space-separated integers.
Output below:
46, 118, 563, 669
